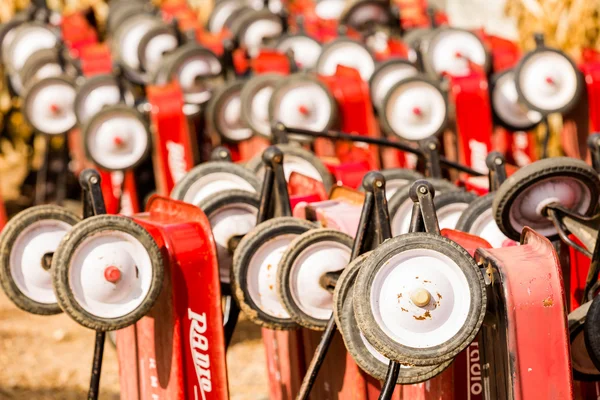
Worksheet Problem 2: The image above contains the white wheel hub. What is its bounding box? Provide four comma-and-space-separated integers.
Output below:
318, 41, 375, 80
276, 36, 322, 69
508, 177, 591, 237
289, 241, 350, 320
315, 0, 346, 20
217, 89, 253, 141
429, 30, 487, 77
241, 19, 283, 56
247, 234, 296, 318
469, 208, 509, 248
177, 55, 222, 104
69, 231, 154, 319
436, 203, 470, 230
384, 80, 446, 141
86, 110, 149, 170
370, 248, 471, 348
27, 78, 76, 135
209, 203, 257, 284
493, 71, 542, 128
371, 63, 418, 110
118, 16, 157, 71
10, 220, 71, 304
144, 33, 178, 73
256, 155, 324, 183
273, 80, 333, 135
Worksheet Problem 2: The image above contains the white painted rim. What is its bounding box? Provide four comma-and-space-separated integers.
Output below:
143, 32, 178, 74
508, 176, 592, 237
216, 87, 253, 141
77, 82, 135, 124
26, 78, 76, 135
518, 51, 578, 112
468, 207, 509, 248
360, 329, 390, 364
68, 230, 154, 319
493, 71, 542, 129
436, 202, 470, 231
371, 62, 418, 110
429, 29, 487, 77
289, 241, 351, 320
246, 234, 297, 319
276, 35, 322, 70
317, 40, 375, 80
391, 197, 415, 237
7, 24, 57, 72
176, 53, 222, 104
315, 0, 346, 20
370, 248, 472, 349
272, 79, 334, 135
208, 0, 247, 33
10, 219, 72, 304
240, 17, 283, 57
385, 179, 411, 200
208, 203, 258, 284
117, 16, 158, 71
249, 83, 276, 137
183, 172, 257, 206
86, 110, 149, 170
384, 80, 446, 141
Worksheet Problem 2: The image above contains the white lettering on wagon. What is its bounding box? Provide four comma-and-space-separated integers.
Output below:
167, 141, 187, 184
189, 309, 212, 400
469, 139, 488, 174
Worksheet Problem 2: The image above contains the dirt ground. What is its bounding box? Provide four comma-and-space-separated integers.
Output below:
0, 290, 268, 400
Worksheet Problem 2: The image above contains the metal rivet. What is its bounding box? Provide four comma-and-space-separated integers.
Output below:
375, 180, 383, 188
419, 186, 427, 194
428, 143, 436, 150
90, 176, 98, 184
494, 158, 503, 165
411, 288, 432, 308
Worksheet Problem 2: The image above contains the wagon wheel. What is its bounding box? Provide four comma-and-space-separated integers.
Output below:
334, 252, 452, 382
235, 10, 283, 55
490, 69, 542, 132
388, 179, 458, 236
3, 22, 59, 95
585, 295, 600, 373
83, 105, 151, 172
171, 161, 261, 206
137, 23, 178, 75
245, 144, 334, 191
514, 45, 582, 115
106, 1, 153, 34
422, 27, 490, 79
158, 43, 223, 105
52, 215, 164, 331
74, 74, 135, 125
456, 194, 509, 248
277, 229, 353, 330
268, 73, 338, 142
359, 168, 424, 200
240, 73, 284, 139
568, 301, 600, 381
19, 48, 63, 89
198, 189, 260, 285
206, 80, 254, 143
231, 217, 316, 330
315, 37, 376, 81
369, 59, 418, 112
206, 0, 253, 34
275, 33, 322, 70
492, 157, 600, 241
0, 205, 80, 315
22, 75, 77, 135
380, 76, 448, 142
314, 0, 346, 20
340, 0, 395, 33
433, 191, 477, 231
353, 233, 486, 366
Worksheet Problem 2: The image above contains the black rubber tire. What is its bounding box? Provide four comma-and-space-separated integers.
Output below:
137, 23, 178, 74
489, 69, 542, 132
455, 193, 498, 237
422, 27, 491, 79
0, 15, 25, 64
82, 104, 152, 171
268, 72, 338, 142
241, 73, 284, 138
245, 144, 334, 191
585, 296, 600, 373
492, 157, 600, 241
52, 215, 164, 331
277, 229, 353, 330
334, 253, 452, 383
0, 205, 80, 315
433, 191, 477, 230
171, 161, 261, 204
379, 76, 448, 142
22, 75, 77, 135
569, 301, 600, 381
315, 37, 376, 79
353, 233, 486, 366
197, 189, 260, 284
231, 217, 316, 330
388, 178, 458, 235
206, 80, 253, 143
514, 47, 583, 115
74, 74, 135, 125
340, 0, 394, 32
359, 168, 424, 198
